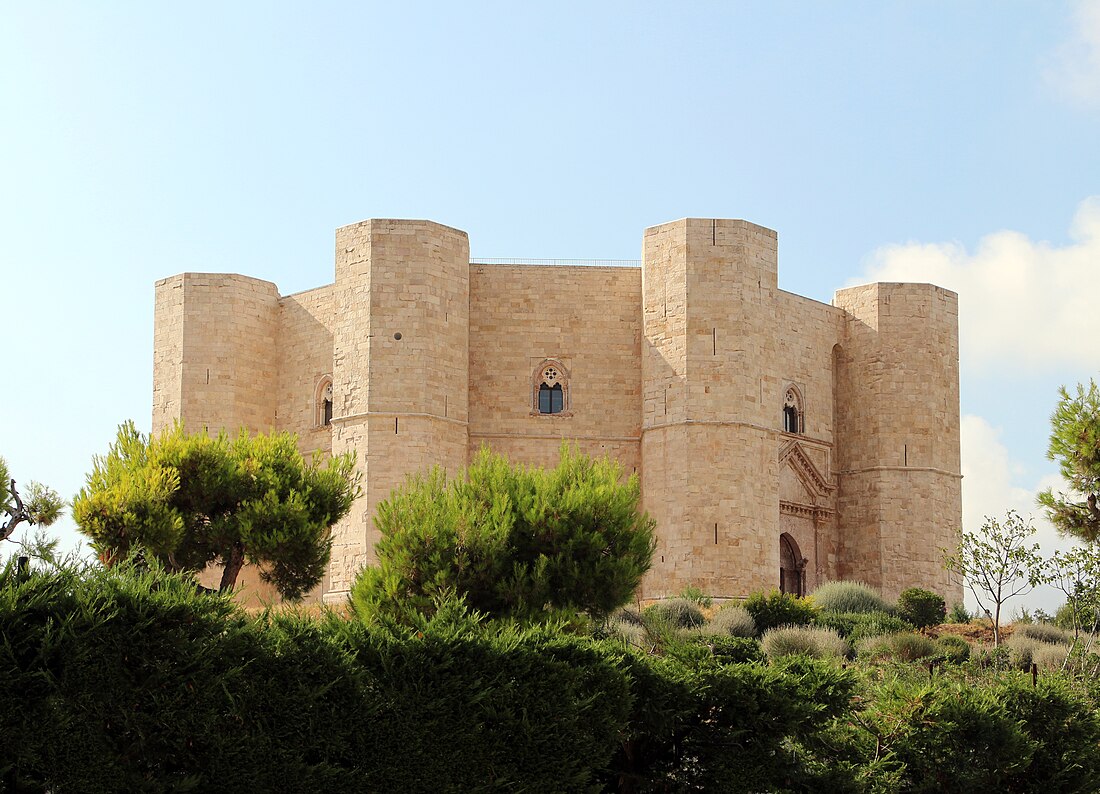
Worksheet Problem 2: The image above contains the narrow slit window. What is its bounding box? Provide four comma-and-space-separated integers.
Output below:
783, 386, 804, 434
317, 378, 334, 428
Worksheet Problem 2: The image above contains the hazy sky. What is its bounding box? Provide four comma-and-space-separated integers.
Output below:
3, 2, 1099, 612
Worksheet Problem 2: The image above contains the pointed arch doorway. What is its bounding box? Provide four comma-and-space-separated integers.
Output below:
779, 532, 806, 597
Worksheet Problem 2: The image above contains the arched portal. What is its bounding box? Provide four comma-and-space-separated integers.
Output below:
779, 533, 806, 596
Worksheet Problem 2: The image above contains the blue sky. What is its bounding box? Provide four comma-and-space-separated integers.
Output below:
2, 2, 1099, 612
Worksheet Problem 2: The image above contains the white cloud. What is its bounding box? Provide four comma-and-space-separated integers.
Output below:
859, 196, 1100, 374
960, 414, 1080, 614
1044, 0, 1100, 109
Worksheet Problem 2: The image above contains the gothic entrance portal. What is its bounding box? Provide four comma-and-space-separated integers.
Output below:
779, 533, 805, 596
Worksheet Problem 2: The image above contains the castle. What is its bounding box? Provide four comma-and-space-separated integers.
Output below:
152, 217, 963, 605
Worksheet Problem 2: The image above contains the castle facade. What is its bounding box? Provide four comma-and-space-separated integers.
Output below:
153, 217, 963, 605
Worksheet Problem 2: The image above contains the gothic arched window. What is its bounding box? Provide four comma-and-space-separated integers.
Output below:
533, 360, 571, 416
317, 376, 334, 427
783, 386, 803, 434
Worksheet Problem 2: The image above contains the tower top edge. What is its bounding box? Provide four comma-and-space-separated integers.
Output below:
643, 218, 778, 238
335, 218, 469, 238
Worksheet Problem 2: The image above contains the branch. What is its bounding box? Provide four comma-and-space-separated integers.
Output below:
1, 478, 28, 543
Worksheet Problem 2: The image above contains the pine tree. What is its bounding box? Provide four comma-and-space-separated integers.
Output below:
72, 421, 360, 600
1039, 380, 1100, 542
352, 444, 656, 623
1, 456, 64, 544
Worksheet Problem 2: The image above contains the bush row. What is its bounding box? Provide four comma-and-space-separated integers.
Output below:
5, 567, 1099, 792
0, 566, 851, 792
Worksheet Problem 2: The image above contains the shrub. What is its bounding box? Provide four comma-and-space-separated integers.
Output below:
744, 590, 818, 633
815, 610, 913, 643
1031, 642, 1072, 671
1, 567, 634, 792
607, 616, 649, 647
681, 632, 764, 664
351, 444, 656, 624
703, 604, 757, 638
947, 602, 972, 623
857, 679, 1034, 792
610, 605, 645, 626
972, 644, 1013, 672
999, 676, 1100, 793
679, 584, 712, 608
936, 634, 971, 663
645, 597, 706, 629
1006, 635, 1044, 670
810, 580, 894, 615
1015, 622, 1073, 645
896, 587, 946, 629
859, 632, 938, 662
353, 613, 632, 791
603, 651, 857, 791
760, 626, 850, 661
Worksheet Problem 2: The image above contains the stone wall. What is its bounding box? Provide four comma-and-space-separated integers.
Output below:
833, 282, 962, 601
325, 220, 471, 601
468, 263, 642, 473
152, 216, 964, 608
152, 273, 280, 435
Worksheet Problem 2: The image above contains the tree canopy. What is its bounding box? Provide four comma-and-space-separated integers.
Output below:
352, 444, 656, 623
72, 421, 360, 600
942, 511, 1046, 646
1, 456, 64, 545
1039, 380, 1100, 542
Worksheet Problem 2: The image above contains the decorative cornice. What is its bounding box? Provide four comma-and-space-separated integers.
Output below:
779, 441, 835, 495
780, 500, 834, 522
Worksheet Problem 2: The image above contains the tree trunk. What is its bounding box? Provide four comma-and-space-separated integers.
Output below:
993, 602, 1002, 647
219, 542, 246, 592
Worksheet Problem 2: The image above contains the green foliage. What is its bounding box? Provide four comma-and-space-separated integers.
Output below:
743, 589, 818, 633
610, 604, 644, 626
1039, 380, 1100, 542
849, 680, 1034, 792
947, 601, 972, 623
644, 597, 706, 629
682, 633, 764, 664
760, 625, 850, 661
896, 587, 946, 629
678, 583, 712, 608
0, 565, 630, 792
1030, 641, 1072, 671
351, 606, 632, 791
1016, 621, 1074, 645
71, 421, 359, 599
604, 651, 858, 791
814, 610, 914, 643
703, 604, 757, 638
811, 580, 895, 615
0, 455, 64, 545
943, 511, 1048, 646
0, 559, 358, 790
936, 634, 971, 663
10, 561, 1100, 791
999, 676, 1100, 793
1005, 635, 1048, 670
351, 444, 656, 624
859, 631, 938, 662
1046, 544, 1100, 638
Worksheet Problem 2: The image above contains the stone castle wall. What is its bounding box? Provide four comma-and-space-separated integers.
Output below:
152, 217, 964, 607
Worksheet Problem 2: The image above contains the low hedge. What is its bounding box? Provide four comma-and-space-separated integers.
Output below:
1, 567, 630, 792
5, 565, 1100, 792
